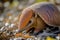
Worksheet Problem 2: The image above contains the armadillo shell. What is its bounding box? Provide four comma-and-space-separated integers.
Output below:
36, 4, 60, 27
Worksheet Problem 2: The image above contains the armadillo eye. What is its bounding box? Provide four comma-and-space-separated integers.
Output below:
26, 20, 32, 26
29, 21, 31, 24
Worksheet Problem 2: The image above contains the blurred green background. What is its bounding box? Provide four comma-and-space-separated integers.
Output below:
35, 0, 48, 3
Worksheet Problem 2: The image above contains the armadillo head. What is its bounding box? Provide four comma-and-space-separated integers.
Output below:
18, 8, 33, 32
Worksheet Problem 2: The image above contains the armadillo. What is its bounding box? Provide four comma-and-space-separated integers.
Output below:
18, 2, 60, 35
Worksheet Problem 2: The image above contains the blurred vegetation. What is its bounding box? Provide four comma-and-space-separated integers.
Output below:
35, 0, 49, 3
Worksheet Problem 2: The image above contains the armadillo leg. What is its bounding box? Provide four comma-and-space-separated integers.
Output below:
33, 17, 46, 35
